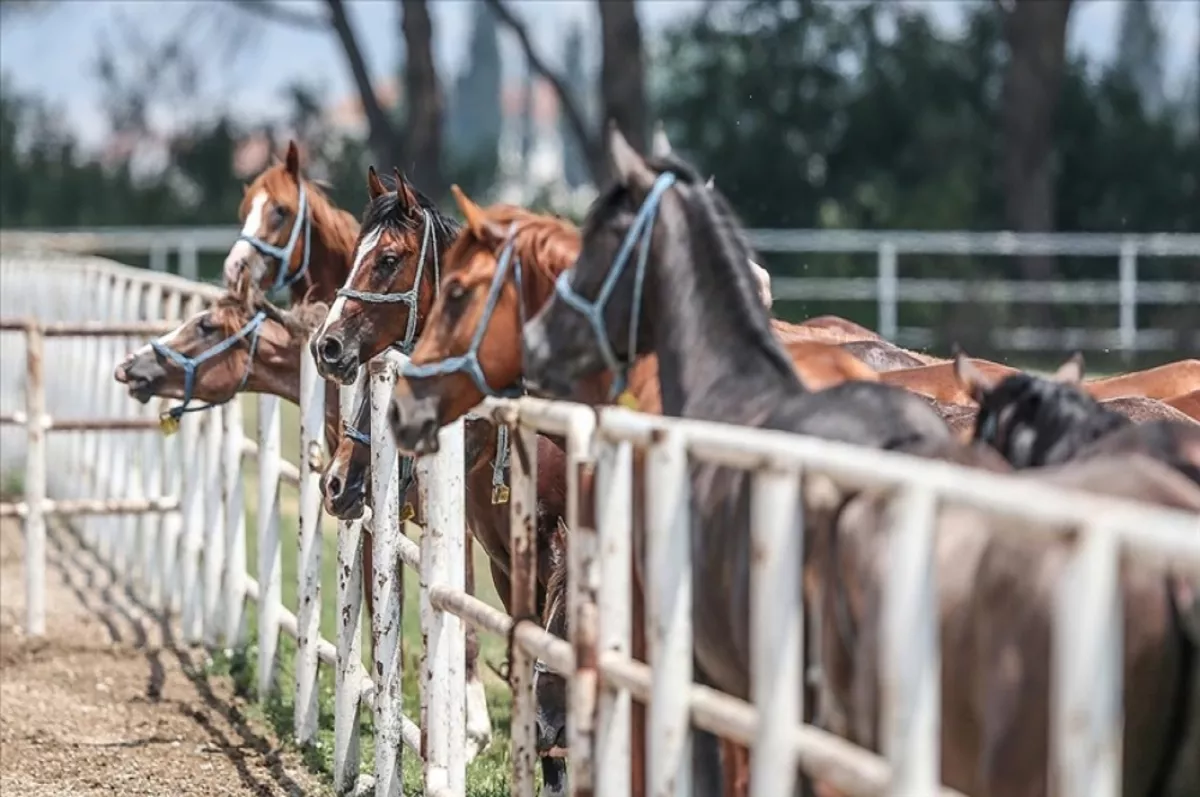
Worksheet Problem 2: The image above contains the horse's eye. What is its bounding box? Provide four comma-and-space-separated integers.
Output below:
272, 206, 289, 224
378, 253, 400, 271
446, 281, 467, 302
197, 314, 217, 336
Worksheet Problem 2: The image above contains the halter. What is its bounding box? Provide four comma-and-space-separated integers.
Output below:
552, 172, 677, 398
400, 225, 526, 400
335, 209, 441, 354
152, 311, 267, 423
239, 182, 313, 295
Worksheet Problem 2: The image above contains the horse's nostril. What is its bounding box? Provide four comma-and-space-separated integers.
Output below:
320, 336, 343, 364
326, 475, 343, 498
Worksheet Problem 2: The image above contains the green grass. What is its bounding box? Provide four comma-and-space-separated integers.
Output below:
216, 395, 518, 795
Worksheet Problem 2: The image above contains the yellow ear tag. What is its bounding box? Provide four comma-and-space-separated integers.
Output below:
491, 484, 510, 505
617, 390, 640, 410
158, 413, 180, 437
400, 502, 416, 522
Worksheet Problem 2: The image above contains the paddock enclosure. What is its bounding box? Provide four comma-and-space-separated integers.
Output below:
1, 250, 1199, 797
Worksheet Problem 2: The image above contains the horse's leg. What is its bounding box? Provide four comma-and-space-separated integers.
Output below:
463, 533, 493, 761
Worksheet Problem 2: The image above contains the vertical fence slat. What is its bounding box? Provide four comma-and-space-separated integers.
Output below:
595, 439, 633, 797
421, 414, 467, 796
257, 393, 284, 698
222, 398, 247, 648
152, 289, 184, 612
371, 354, 404, 797
566, 413, 598, 796
295, 349, 326, 745
749, 468, 803, 797
882, 485, 940, 796
508, 421, 539, 797
202, 401, 226, 647
116, 277, 141, 576
645, 428, 692, 797
23, 323, 46, 637
179, 411, 205, 643
334, 372, 365, 795
135, 285, 163, 595
1053, 524, 1122, 797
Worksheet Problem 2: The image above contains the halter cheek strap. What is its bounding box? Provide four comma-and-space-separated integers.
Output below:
400, 225, 526, 400
335, 210, 440, 355
151, 310, 268, 422
552, 171, 677, 399
239, 183, 313, 295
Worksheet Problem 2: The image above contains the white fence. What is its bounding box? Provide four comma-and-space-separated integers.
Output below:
3, 252, 1200, 797
3, 226, 1198, 355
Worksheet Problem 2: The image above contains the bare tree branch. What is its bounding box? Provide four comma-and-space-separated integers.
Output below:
324, 0, 402, 169
482, 0, 604, 180
229, 0, 329, 31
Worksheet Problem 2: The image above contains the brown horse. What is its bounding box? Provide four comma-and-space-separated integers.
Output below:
1167, 390, 1200, 422
223, 140, 360, 304
310, 167, 459, 385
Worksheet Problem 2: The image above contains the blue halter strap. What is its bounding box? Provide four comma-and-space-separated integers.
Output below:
239, 182, 313, 295
151, 311, 268, 421
553, 172, 677, 398
335, 210, 440, 355
400, 226, 525, 400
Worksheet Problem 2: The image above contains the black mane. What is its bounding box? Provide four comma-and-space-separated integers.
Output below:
975, 373, 1131, 468
361, 175, 460, 243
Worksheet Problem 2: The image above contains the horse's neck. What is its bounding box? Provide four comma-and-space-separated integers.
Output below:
296, 201, 358, 304
650, 194, 801, 419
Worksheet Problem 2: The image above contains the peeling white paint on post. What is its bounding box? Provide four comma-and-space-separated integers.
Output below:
749, 468, 803, 797
645, 428, 692, 797
421, 414, 467, 796
179, 410, 206, 643
565, 411, 598, 795
202, 401, 226, 647
508, 421, 539, 797
595, 438, 633, 797
152, 290, 184, 612
1053, 524, 1122, 797
334, 371, 365, 794
370, 352, 405, 797
23, 323, 46, 637
222, 398, 247, 648
295, 347, 326, 745
881, 485, 940, 796
257, 392, 284, 698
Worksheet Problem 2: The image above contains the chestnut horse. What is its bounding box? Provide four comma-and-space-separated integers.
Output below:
223, 140, 360, 304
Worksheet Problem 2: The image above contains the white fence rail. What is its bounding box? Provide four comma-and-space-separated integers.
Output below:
3, 252, 1199, 797
3, 226, 1198, 355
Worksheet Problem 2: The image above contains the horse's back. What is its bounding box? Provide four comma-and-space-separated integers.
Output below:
881, 360, 1018, 405
1084, 359, 1200, 401
782, 340, 879, 390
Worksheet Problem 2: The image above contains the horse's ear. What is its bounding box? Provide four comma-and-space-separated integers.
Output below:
285, 140, 301, 179
393, 168, 419, 213
748, 259, 773, 310
367, 165, 388, 200
705, 175, 715, 190
608, 121, 656, 193
551, 517, 569, 561
451, 184, 505, 244
953, 348, 994, 404
650, 120, 672, 158
1052, 352, 1084, 385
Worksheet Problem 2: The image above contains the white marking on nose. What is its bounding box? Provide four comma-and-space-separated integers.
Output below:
223, 192, 268, 284
322, 226, 382, 332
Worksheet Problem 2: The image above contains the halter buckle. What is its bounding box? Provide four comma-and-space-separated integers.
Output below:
400, 502, 416, 523
491, 484, 510, 505
158, 412, 181, 436
617, 390, 640, 410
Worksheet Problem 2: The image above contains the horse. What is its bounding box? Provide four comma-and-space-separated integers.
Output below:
954, 351, 1200, 484
222, 140, 360, 304
309, 167, 459, 385
110, 277, 496, 760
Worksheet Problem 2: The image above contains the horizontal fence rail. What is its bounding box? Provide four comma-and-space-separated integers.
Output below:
4, 226, 1198, 354
3, 250, 1199, 797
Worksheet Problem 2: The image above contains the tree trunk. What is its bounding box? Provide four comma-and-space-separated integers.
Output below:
598, 0, 648, 174
400, 0, 445, 197
999, 0, 1073, 320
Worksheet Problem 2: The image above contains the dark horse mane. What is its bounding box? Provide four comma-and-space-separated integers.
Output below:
361, 174, 461, 244
974, 372, 1131, 468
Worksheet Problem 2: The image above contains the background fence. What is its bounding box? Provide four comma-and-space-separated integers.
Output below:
2, 227, 1198, 361
3, 251, 1200, 797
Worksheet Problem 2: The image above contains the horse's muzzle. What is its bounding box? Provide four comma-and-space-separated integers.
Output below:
322, 462, 367, 520
388, 394, 442, 456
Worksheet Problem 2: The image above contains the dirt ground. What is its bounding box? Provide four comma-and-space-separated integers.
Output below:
0, 517, 329, 796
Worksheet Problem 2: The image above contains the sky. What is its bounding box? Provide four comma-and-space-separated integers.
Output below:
1, 0, 1197, 152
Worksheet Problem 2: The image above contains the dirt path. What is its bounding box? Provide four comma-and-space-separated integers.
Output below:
0, 517, 329, 796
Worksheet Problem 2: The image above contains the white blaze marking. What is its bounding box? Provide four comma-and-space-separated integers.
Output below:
223, 191, 269, 283
322, 226, 383, 331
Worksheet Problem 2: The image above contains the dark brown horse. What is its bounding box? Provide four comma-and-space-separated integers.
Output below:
310, 167, 458, 385
223, 140, 360, 304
